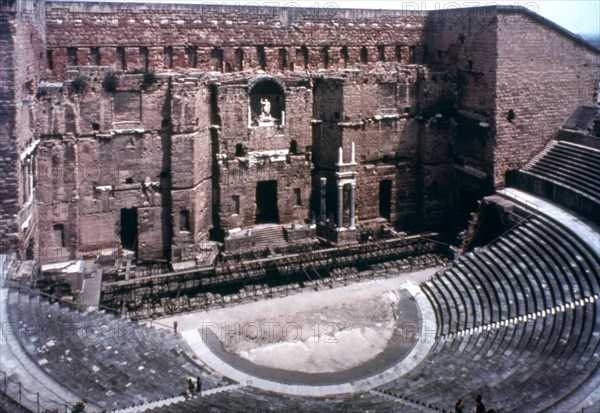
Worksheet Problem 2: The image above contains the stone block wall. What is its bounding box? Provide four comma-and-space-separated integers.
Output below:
494, 9, 600, 186
35, 73, 175, 263
216, 156, 312, 231
0, 0, 45, 259
419, 118, 456, 229
2, 2, 598, 266
425, 7, 499, 192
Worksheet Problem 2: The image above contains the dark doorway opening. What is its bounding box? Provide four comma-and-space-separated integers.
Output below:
120, 208, 138, 252
379, 180, 392, 220
256, 181, 279, 224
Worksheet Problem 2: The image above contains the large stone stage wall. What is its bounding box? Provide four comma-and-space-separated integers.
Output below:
0, 1, 598, 265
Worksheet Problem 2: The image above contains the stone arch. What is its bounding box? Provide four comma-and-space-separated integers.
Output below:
248, 76, 286, 126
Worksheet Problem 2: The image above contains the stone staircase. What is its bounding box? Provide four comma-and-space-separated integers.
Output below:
250, 224, 288, 250
223, 224, 288, 258
520, 140, 600, 202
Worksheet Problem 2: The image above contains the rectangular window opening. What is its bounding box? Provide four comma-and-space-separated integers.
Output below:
279, 48, 288, 71
257, 46, 266, 70
139, 47, 149, 71
180, 209, 191, 232
294, 188, 302, 206
164, 46, 173, 69
90, 47, 101, 65
301, 46, 309, 69
186, 46, 197, 68
378, 45, 385, 62
236, 48, 244, 71
409, 46, 416, 64
66, 47, 77, 66
341, 46, 349, 67
211, 47, 223, 72
232, 195, 240, 215
360, 47, 368, 64
46, 49, 54, 71
116, 46, 126, 70
322, 47, 330, 69
52, 224, 65, 247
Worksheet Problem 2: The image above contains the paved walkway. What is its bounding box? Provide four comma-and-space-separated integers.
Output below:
182, 281, 436, 397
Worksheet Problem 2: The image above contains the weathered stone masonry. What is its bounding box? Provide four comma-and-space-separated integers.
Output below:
0, 1, 598, 267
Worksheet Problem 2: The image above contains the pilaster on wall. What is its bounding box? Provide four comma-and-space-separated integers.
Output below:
0, 0, 46, 259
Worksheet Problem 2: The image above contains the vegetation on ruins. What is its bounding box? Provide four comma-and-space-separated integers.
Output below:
102, 71, 119, 93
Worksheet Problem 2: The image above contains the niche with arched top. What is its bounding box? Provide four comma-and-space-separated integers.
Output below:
249, 78, 285, 127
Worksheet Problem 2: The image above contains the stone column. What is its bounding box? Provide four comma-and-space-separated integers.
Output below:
319, 177, 327, 224
337, 182, 344, 228
349, 182, 356, 230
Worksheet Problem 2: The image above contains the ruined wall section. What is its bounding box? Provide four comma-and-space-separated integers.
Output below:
354, 119, 422, 228
0, 0, 45, 258
312, 77, 343, 170
170, 77, 212, 262
426, 7, 498, 188
36, 136, 78, 263
44, 3, 428, 79
419, 117, 456, 229
285, 81, 312, 152
216, 156, 311, 230
212, 75, 313, 233
495, 9, 600, 187
36, 72, 173, 263
315, 69, 438, 229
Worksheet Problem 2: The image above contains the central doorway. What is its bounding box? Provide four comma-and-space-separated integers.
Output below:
256, 181, 279, 224
120, 208, 138, 253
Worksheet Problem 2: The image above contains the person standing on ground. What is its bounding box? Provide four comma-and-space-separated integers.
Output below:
196, 376, 202, 396
455, 398, 464, 413
474, 395, 486, 413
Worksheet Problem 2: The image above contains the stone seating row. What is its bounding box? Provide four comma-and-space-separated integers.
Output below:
422, 213, 599, 337
408, 204, 600, 412
376, 298, 600, 412
8, 289, 228, 411
153, 387, 409, 413
522, 140, 600, 201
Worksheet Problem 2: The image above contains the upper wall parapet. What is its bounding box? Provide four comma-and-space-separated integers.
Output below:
42, 2, 433, 78
45, 1, 429, 46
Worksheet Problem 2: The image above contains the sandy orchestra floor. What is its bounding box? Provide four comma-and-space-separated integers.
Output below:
153, 267, 440, 373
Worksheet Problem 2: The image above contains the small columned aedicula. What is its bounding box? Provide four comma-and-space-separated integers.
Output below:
334, 142, 358, 231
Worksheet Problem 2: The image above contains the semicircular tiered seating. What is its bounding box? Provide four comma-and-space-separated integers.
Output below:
512, 140, 600, 225
6, 289, 230, 411
395, 202, 600, 412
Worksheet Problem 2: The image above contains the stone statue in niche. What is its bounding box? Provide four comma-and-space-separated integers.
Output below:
260, 98, 271, 118
258, 97, 276, 126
